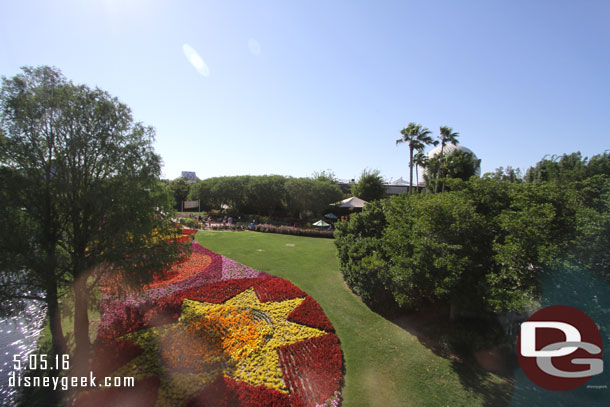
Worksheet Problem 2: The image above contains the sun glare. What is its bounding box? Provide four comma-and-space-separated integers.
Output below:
182, 43, 210, 77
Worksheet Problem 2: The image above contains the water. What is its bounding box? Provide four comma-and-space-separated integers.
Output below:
0, 296, 46, 407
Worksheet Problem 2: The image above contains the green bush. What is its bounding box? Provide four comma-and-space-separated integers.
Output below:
179, 217, 199, 228
209, 224, 247, 231
336, 178, 579, 316
334, 201, 395, 308
189, 175, 342, 218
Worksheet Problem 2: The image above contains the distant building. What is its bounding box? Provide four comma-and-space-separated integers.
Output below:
180, 171, 200, 184
425, 144, 481, 177
336, 179, 355, 194
385, 177, 414, 195
337, 177, 420, 196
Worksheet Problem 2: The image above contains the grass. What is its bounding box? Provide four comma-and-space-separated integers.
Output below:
196, 230, 513, 407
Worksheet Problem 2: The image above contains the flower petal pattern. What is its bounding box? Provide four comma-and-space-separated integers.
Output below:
80, 242, 343, 407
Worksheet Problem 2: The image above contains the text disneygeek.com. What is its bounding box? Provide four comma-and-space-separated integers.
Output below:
9, 353, 134, 391
8, 371, 135, 391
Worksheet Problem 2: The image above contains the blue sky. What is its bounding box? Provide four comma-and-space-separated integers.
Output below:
2, 0, 609, 181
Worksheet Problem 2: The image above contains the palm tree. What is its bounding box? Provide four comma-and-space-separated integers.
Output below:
397, 123, 436, 193
435, 126, 460, 193
413, 150, 428, 191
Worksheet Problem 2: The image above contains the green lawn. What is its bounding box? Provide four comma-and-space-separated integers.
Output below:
196, 230, 512, 407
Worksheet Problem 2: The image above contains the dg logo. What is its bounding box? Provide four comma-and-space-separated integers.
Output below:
518, 305, 604, 391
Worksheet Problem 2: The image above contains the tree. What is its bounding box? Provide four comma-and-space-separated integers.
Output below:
336, 177, 577, 317
351, 169, 386, 202
334, 200, 392, 308
396, 123, 437, 193
413, 150, 428, 189
285, 177, 343, 219
424, 150, 480, 190
245, 175, 286, 216
525, 151, 610, 185
436, 126, 459, 193
0, 66, 184, 371
486, 166, 523, 183
312, 169, 338, 183
168, 178, 191, 210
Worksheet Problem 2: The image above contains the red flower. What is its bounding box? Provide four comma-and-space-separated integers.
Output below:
278, 334, 343, 406
287, 296, 334, 332
186, 376, 295, 407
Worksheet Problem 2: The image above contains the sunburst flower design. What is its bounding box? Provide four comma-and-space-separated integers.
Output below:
104, 289, 325, 405
79, 243, 343, 407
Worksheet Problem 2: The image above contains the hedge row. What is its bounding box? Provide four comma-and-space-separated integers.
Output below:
253, 224, 334, 239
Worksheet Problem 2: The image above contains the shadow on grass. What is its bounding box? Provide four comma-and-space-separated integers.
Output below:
381, 305, 515, 407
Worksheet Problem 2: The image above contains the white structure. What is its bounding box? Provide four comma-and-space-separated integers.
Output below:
385, 177, 413, 195
180, 171, 200, 184
425, 144, 481, 176
331, 196, 368, 209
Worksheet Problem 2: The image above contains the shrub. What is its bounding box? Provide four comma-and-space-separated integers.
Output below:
336, 178, 578, 316
179, 217, 199, 228
333, 201, 394, 308
253, 224, 334, 238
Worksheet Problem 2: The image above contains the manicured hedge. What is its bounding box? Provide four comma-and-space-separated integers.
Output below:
253, 224, 334, 239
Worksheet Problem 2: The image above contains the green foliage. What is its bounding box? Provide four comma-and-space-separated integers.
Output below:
572, 175, 610, 278
0, 66, 185, 360
524, 152, 610, 278
246, 175, 287, 216
312, 169, 338, 183
189, 176, 250, 212
285, 177, 343, 219
424, 150, 481, 190
167, 178, 191, 210
179, 217, 199, 228
350, 169, 386, 202
190, 175, 342, 219
485, 166, 523, 183
196, 231, 513, 407
397, 123, 437, 192
336, 177, 580, 315
525, 151, 610, 184
253, 224, 334, 238
334, 201, 394, 308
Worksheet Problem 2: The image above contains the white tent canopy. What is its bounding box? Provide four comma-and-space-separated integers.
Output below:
331, 196, 368, 208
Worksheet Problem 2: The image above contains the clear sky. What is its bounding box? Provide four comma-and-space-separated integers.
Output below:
2, 0, 609, 181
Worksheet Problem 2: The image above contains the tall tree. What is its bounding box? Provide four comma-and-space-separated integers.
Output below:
436, 126, 460, 193
424, 150, 481, 189
396, 123, 436, 193
413, 150, 428, 190
351, 169, 386, 202
168, 177, 191, 210
0, 67, 70, 357
0, 66, 184, 371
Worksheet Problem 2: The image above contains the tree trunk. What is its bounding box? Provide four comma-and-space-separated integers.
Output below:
435, 146, 444, 193
409, 146, 414, 194
46, 284, 67, 357
73, 275, 90, 375
449, 301, 458, 321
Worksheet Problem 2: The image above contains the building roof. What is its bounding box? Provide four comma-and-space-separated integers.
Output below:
427, 144, 475, 159
331, 196, 368, 208
425, 144, 481, 176
181, 171, 199, 180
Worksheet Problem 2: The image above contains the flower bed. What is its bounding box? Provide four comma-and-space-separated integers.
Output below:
253, 224, 335, 239
83, 242, 343, 407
